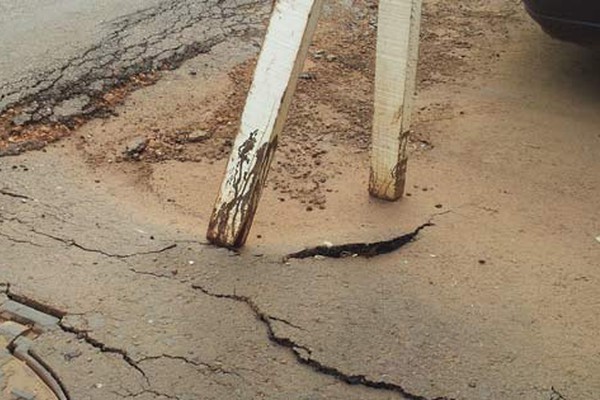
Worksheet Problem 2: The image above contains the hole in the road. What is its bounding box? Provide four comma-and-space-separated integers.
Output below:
0, 293, 69, 400
286, 222, 433, 260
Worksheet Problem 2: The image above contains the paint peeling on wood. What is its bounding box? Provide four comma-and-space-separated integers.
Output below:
207, 0, 324, 248
369, 0, 423, 201
207, 134, 279, 248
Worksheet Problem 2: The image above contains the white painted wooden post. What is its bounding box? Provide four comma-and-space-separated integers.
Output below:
207, 0, 324, 248
369, 0, 423, 200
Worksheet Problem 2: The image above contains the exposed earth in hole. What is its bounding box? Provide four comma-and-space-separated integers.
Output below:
1, 0, 599, 399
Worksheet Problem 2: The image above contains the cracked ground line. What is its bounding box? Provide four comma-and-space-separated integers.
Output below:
29, 228, 179, 259
0, 286, 71, 400
137, 354, 244, 380
0, 188, 33, 200
8, 287, 247, 398
57, 320, 150, 385
1, 0, 269, 123
0, 231, 43, 247
0, 189, 77, 223
4, 279, 253, 397
2, 282, 68, 319
3, 283, 163, 394
286, 211, 452, 260
191, 284, 454, 400
112, 388, 181, 400
0, 214, 179, 258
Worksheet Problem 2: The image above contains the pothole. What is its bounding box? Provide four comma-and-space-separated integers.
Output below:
286, 222, 434, 260
0, 295, 68, 400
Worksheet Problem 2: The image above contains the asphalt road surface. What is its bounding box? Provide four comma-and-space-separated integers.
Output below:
0, 0, 269, 123
1, 1, 599, 399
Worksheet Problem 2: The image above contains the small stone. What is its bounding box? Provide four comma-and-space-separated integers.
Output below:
11, 113, 32, 126
64, 349, 82, 361
299, 72, 316, 80
123, 137, 148, 158
88, 80, 105, 93
53, 95, 91, 118
595, 236, 600, 243
313, 49, 325, 59
187, 130, 210, 143
325, 54, 337, 62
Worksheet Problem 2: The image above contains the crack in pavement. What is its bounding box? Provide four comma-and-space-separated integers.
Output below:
137, 354, 243, 379
1, 0, 270, 135
4, 283, 238, 399
0, 188, 33, 200
30, 227, 178, 258
113, 388, 181, 400
287, 222, 433, 259
1, 210, 458, 398
191, 284, 454, 400
550, 387, 568, 400
1, 223, 178, 258
57, 319, 150, 385
1, 284, 71, 400
0, 231, 43, 247
4, 282, 67, 318
0, 215, 179, 258
269, 316, 307, 332
287, 212, 452, 260
127, 267, 182, 280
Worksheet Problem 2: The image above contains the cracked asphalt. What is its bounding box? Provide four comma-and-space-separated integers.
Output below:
1, 151, 419, 400
0, 0, 269, 124
1, 0, 599, 399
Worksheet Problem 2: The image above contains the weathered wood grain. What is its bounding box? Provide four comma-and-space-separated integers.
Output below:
369, 0, 423, 200
207, 0, 324, 248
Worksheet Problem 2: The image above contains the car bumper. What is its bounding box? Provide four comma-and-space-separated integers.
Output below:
524, 2, 600, 46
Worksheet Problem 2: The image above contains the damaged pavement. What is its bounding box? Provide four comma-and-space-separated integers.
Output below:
0, 0, 271, 156
1, 137, 597, 400
0, 152, 455, 400
1, 0, 599, 399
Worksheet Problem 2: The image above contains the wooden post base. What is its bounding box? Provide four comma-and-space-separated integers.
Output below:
207, 0, 324, 248
369, 0, 423, 201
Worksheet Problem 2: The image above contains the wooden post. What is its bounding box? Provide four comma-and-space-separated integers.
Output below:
369, 0, 423, 200
207, 0, 324, 248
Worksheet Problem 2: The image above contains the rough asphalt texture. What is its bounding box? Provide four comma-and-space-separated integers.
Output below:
1, 151, 421, 400
1, 0, 599, 399
0, 0, 269, 124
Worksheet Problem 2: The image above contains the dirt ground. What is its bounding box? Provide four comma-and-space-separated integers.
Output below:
1, 0, 599, 399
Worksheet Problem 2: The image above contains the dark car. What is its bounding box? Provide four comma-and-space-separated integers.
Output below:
524, 0, 600, 46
